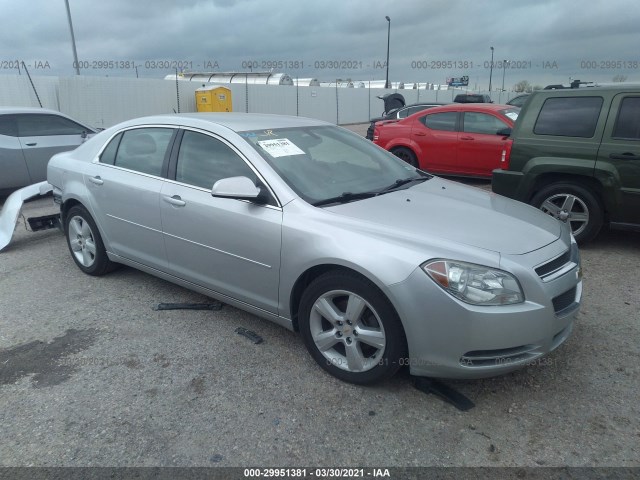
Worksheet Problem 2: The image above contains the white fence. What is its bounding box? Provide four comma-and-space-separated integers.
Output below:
0, 74, 518, 129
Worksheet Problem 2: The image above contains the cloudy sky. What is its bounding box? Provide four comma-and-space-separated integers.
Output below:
1, 0, 638, 90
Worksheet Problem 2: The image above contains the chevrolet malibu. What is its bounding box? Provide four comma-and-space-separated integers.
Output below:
47, 113, 582, 384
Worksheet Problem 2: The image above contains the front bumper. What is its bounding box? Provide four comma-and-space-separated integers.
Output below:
388, 240, 581, 379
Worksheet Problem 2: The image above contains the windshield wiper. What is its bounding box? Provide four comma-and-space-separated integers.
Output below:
380, 176, 430, 192
312, 191, 379, 207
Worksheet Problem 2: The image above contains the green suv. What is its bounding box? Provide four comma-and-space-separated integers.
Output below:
492, 86, 640, 243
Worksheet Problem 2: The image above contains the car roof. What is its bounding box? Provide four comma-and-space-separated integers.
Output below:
407, 103, 513, 115
115, 112, 332, 133
0, 107, 69, 115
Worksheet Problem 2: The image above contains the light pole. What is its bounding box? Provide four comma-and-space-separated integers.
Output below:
385, 16, 391, 89
64, 0, 80, 75
488, 46, 494, 92
501, 59, 510, 92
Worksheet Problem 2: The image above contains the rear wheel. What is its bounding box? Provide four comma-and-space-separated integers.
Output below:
64, 205, 116, 275
390, 147, 418, 168
299, 271, 407, 384
530, 182, 603, 243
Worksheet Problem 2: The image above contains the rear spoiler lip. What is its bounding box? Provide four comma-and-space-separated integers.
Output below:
0, 181, 53, 252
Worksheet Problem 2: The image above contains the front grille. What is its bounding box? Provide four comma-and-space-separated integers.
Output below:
461, 344, 540, 368
552, 287, 577, 315
535, 249, 571, 278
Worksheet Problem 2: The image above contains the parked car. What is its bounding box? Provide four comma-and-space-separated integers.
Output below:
0, 107, 97, 194
366, 103, 447, 140
454, 94, 493, 103
373, 103, 519, 177
506, 94, 530, 108
48, 113, 581, 384
492, 86, 640, 243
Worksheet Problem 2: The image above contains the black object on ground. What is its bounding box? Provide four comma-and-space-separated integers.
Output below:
414, 377, 475, 411
155, 302, 224, 311
27, 214, 61, 232
235, 327, 263, 344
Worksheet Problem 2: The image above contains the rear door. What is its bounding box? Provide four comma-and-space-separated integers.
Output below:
458, 111, 512, 176
16, 113, 93, 184
85, 127, 176, 270
0, 114, 30, 190
412, 111, 459, 173
596, 94, 640, 225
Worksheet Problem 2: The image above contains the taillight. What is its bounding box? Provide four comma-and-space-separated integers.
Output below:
373, 123, 380, 141
500, 139, 512, 169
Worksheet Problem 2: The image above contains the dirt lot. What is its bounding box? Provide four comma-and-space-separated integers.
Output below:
0, 126, 639, 470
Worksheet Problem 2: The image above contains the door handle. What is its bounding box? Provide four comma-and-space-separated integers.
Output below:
163, 195, 186, 207
25, 142, 37, 146
88, 176, 104, 185
609, 152, 640, 161
413, 132, 426, 136
460, 136, 474, 140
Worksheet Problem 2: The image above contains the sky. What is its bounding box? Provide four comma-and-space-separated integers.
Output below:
1, 0, 639, 91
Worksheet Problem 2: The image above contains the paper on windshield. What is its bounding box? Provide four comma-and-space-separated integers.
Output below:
257, 138, 305, 158
504, 111, 519, 121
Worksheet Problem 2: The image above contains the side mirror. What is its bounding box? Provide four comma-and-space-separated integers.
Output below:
211, 176, 268, 204
497, 127, 512, 136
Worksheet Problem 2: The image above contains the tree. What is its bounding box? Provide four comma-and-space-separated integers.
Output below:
513, 80, 533, 93
612, 74, 627, 83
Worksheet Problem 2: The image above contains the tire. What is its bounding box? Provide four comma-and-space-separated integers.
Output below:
530, 182, 603, 243
64, 205, 115, 276
299, 271, 407, 384
391, 147, 418, 168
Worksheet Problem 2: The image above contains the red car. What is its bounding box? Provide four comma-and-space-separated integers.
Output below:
373, 103, 519, 177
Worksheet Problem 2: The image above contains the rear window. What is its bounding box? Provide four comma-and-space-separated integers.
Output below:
612, 97, 640, 140
534, 97, 603, 138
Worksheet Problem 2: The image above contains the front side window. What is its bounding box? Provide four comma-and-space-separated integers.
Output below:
175, 130, 257, 189
612, 97, 640, 140
534, 97, 603, 137
16, 114, 91, 136
463, 112, 509, 135
113, 128, 174, 176
420, 112, 458, 131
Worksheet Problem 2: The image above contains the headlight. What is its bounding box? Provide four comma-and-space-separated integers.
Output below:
422, 260, 524, 306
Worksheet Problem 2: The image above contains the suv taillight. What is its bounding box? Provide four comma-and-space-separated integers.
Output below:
500, 139, 513, 169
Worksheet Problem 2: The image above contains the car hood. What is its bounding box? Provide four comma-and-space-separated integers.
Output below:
325, 178, 561, 255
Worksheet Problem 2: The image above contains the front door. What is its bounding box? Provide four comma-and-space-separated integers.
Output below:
160, 129, 282, 313
597, 94, 640, 226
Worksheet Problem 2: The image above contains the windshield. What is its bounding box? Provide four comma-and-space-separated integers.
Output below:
240, 125, 427, 205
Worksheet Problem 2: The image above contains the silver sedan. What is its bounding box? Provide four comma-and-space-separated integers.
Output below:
0, 107, 96, 194
47, 113, 582, 384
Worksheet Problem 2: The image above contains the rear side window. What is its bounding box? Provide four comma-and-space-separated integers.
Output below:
612, 97, 640, 140
99, 132, 123, 165
0, 115, 18, 136
534, 97, 603, 137
113, 128, 174, 176
420, 112, 457, 131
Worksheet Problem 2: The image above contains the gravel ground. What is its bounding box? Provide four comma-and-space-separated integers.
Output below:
0, 126, 638, 470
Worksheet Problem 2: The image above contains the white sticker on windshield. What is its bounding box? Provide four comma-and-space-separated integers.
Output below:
257, 138, 305, 158
505, 111, 519, 121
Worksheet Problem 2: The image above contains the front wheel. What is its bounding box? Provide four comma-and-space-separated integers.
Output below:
390, 147, 418, 168
530, 183, 603, 243
64, 205, 116, 275
299, 271, 407, 384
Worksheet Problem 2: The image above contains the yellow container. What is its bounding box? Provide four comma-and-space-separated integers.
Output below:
195, 86, 232, 112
